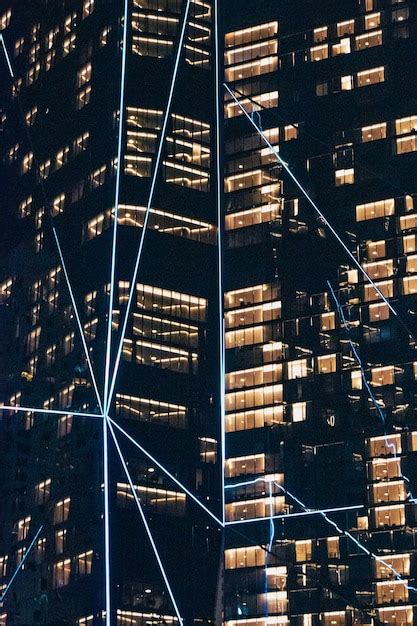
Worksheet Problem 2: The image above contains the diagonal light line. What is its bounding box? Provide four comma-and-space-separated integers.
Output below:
327, 280, 415, 503
213, 0, 226, 528
107, 417, 184, 626
0, 33, 103, 414
273, 480, 417, 592
52, 231, 103, 414
225, 475, 417, 592
108, 417, 224, 527
0, 525, 43, 602
0, 34, 14, 78
224, 82, 413, 335
105, 0, 192, 415
103, 0, 130, 413
0, 405, 101, 419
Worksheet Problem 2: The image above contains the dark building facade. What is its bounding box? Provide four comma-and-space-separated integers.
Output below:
2, 0, 417, 625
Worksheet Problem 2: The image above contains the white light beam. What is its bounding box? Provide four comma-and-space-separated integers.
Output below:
107, 418, 184, 626
108, 417, 224, 527
0, 525, 43, 602
0, 405, 100, 419
105, 0, 193, 415
224, 82, 405, 325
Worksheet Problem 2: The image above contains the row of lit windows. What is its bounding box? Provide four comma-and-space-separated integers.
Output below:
117, 482, 186, 516
317, 65, 385, 96
84, 205, 216, 245
53, 550, 93, 588
310, 29, 382, 61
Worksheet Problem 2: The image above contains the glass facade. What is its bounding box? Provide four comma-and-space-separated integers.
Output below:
1, 0, 417, 625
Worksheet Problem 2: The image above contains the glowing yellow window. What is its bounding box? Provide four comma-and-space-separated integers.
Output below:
310, 44, 328, 61
335, 168, 354, 186
357, 66, 384, 87
317, 354, 337, 374
361, 122, 386, 142
403, 276, 417, 294
371, 366, 394, 386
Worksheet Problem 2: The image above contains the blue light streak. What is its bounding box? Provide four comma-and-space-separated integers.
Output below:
0, 525, 44, 602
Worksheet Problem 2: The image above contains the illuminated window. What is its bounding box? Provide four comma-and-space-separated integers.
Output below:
53, 498, 70, 524
76, 550, 93, 575
16, 516, 31, 542
225, 545, 266, 569
21, 152, 33, 174
341, 75, 353, 90
363, 259, 393, 279
35, 479, 51, 505
15, 36, 24, 56
55, 529, 66, 554
357, 66, 385, 87
332, 37, 351, 55
313, 26, 327, 42
225, 495, 286, 521
355, 30, 382, 50
369, 303, 389, 322
83, 0, 95, 17
335, 168, 354, 186
25, 105, 37, 126
0, 555, 7, 578
225, 454, 265, 478
199, 437, 217, 463
397, 136, 417, 155
317, 354, 337, 374
225, 385, 283, 411
63, 33, 76, 56
351, 370, 362, 390
287, 359, 308, 380
284, 124, 298, 141
368, 434, 401, 457
361, 122, 386, 142
53, 559, 71, 587
365, 12, 380, 29
19, 195, 33, 218
373, 504, 405, 528
76, 85, 91, 109
90, 165, 106, 188
320, 312, 335, 330
100, 26, 111, 46
292, 402, 307, 422
371, 365, 395, 386
310, 44, 328, 62
78, 617, 94, 626
392, 7, 409, 22
327, 537, 340, 558
337, 20, 354, 36
356, 198, 394, 221
295, 540, 312, 562
403, 276, 417, 295
64, 12, 77, 33
57, 414, 72, 438
226, 406, 284, 432
77, 63, 92, 88
404, 235, 417, 253
372, 479, 406, 504
367, 240, 386, 259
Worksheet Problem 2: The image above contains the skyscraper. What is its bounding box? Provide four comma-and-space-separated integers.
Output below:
2, 1, 417, 625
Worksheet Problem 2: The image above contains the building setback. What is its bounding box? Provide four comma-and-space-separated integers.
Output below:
1, 0, 417, 625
